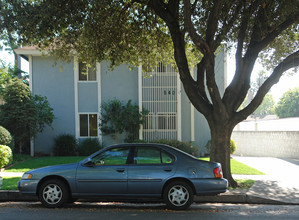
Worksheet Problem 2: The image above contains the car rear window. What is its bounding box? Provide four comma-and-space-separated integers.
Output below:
134, 147, 175, 164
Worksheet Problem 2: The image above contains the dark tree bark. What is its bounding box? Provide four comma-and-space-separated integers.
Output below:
148, 0, 299, 187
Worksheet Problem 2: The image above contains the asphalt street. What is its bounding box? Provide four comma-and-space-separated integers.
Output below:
1, 202, 299, 220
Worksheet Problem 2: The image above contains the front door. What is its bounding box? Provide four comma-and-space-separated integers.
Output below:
76, 146, 130, 195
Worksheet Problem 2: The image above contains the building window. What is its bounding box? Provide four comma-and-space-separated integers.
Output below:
79, 63, 96, 81
157, 113, 176, 130
80, 114, 98, 137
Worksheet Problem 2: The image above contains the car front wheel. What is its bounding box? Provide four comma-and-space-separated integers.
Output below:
38, 179, 69, 208
163, 181, 194, 210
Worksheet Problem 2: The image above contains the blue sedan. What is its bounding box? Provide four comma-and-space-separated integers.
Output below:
18, 143, 228, 210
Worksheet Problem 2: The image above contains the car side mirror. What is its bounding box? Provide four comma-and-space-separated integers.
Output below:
83, 158, 95, 167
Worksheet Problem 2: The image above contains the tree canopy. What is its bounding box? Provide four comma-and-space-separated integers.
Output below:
3, 0, 299, 186
0, 79, 54, 153
275, 87, 299, 118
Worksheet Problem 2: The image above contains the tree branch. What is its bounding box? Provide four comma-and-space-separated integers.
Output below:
196, 57, 209, 102
251, 11, 299, 53
214, 2, 243, 49
205, 0, 222, 49
183, 0, 210, 54
223, 0, 268, 111
234, 50, 299, 123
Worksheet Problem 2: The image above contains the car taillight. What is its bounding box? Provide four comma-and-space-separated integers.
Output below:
214, 166, 223, 178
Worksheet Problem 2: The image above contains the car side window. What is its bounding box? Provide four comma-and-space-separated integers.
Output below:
135, 147, 175, 164
161, 151, 175, 164
92, 147, 130, 166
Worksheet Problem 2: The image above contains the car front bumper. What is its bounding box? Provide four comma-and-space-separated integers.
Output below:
18, 179, 39, 195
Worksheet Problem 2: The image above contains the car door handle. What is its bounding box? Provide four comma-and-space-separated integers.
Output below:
164, 168, 172, 172
116, 168, 125, 173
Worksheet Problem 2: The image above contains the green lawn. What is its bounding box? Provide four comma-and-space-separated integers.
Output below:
233, 179, 256, 190
199, 157, 265, 175
1, 177, 21, 190
1, 156, 263, 190
5, 156, 86, 172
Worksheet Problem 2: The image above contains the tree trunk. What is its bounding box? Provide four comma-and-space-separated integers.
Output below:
18, 141, 23, 154
209, 122, 238, 188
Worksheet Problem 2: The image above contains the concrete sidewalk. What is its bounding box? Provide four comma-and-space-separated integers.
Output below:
232, 156, 299, 204
1, 157, 299, 205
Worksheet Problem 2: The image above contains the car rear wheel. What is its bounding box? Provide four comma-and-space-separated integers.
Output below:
38, 179, 69, 208
163, 181, 194, 210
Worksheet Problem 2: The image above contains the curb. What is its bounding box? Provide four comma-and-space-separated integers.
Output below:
194, 194, 287, 205
0, 191, 38, 202
0, 190, 294, 205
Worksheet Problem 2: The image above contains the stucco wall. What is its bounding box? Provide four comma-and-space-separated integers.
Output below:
32, 56, 75, 154
232, 131, 299, 159
100, 61, 139, 145
101, 62, 138, 104
29, 48, 226, 153
78, 83, 98, 112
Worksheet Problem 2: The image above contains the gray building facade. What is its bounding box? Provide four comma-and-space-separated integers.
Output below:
16, 47, 227, 156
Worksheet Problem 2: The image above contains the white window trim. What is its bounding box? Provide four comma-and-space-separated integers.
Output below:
74, 57, 80, 139
29, 55, 34, 156
177, 73, 182, 141
74, 57, 102, 141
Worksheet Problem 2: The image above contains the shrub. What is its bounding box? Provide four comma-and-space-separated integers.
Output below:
78, 138, 103, 156
53, 134, 77, 156
275, 87, 299, 118
0, 145, 13, 168
132, 139, 148, 143
205, 139, 237, 155
0, 126, 14, 151
100, 99, 149, 143
230, 139, 237, 154
151, 139, 199, 156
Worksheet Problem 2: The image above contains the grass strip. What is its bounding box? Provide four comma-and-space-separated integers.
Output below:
1, 177, 21, 190
199, 157, 265, 175
5, 156, 85, 173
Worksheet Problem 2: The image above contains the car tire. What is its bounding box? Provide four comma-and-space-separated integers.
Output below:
38, 179, 69, 208
163, 180, 194, 210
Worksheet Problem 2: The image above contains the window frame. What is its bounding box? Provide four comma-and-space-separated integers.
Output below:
78, 62, 97, 82
79, 113, 99, 138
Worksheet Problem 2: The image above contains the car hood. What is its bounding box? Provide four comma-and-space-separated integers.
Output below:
25, 163, 79, 178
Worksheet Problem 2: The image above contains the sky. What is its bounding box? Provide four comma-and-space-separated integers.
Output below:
0, 47, 29, 72
1, 46, 298, 104
226, 53, 299, 103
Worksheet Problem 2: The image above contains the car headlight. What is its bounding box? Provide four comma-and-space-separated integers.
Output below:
22, 173, 33, 179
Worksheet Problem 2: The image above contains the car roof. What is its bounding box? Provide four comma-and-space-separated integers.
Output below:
106, 143, 195, 158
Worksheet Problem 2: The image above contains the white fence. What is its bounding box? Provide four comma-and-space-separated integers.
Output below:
232, 117, 299, 159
